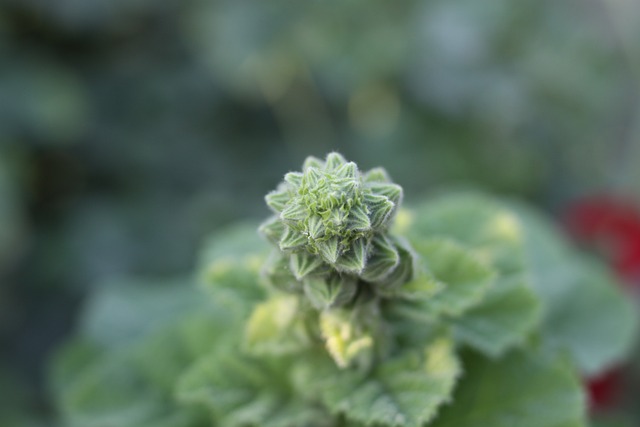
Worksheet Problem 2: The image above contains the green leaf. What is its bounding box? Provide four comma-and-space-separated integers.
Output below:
407, 194, 540, 356
408, 193, 525, 273
263, 252, 300, 293
412, 238, 495, 317
390, 262, 441, 302
514, 204, 639, 375
453, 274, 541, 357
245, 295, 312, 356
199, 223, 269, 274
430, 350, 587, 427
203, 255, 265, 314
53, 316, 216, 427
304, 275, 358, 310
177, 348, 333, 427
306, 336, 460, 426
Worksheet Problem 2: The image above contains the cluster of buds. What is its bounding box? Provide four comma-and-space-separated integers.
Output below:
260, 152, 413, 310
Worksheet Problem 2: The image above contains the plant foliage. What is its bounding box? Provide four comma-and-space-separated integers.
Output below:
52, 153, 636, 427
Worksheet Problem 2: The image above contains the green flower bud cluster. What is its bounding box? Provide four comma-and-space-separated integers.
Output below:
260, 152, 413, 310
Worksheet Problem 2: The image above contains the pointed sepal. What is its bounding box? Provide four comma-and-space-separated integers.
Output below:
375, 238, 416, 295
303, 155, 325, 170
258, 216, 285, 244
335, 238, 368, 274
363, 167, 391, 183
304, 275, 358, 310
347, 204, 371, 231
265, 190, 290, 213
325, 152, 347, 171
307, 214, 326, 240
290, 251, 325, 280
279, 227, 307, 251
365, 193, 395, 229
368, 182, 403, 206
335, 162, 358, 180
284, 172, 304, 188
280, 201, 307, 223
361, 234, 399, 282
316, 237, 340, 264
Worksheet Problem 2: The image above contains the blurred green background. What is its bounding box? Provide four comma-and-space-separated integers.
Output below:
1, 0, 640, 425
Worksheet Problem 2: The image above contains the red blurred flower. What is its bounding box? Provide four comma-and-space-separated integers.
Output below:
564, 195, 640, 286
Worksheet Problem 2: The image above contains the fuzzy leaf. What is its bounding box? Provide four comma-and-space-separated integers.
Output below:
407, 195, 540, 356
177, 348, 332, 427
430, 350, 587, 427
304, 275, 358, 310
262, 252, 299, 293
361, 234, 400, 282
309, 336, 460, 426
413, 238, 495, 317
453, 274, 540, 357
514, 204, 639, 375
54, 310, 223, 427
203, 256, 265, 314
394, 268, 442, 301
56, 351, 203, 427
